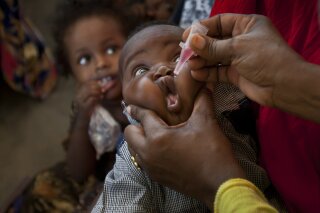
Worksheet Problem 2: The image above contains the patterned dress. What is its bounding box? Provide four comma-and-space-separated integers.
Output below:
0, 0, 57, 99
179, 0, 214, 28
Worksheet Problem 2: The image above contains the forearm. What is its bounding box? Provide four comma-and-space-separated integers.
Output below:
214, 178, 278, 213
203, 163, 246, 209
67, 114, 96, 182
274, 60, 320, 123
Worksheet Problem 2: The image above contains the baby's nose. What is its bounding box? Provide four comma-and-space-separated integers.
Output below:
153, 65, 173, 80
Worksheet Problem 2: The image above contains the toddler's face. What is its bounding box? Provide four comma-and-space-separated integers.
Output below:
64, 16, 125, 100
145, 0, 177, 21
121, 25, 203, 125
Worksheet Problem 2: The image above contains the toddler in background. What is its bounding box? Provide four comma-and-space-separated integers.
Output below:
18, 0, 139, 212
92, 23, 286, 212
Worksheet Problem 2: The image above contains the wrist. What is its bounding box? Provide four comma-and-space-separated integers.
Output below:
204, 159, 246, 209
273, 58, 320, 122
70, 105, 91, 131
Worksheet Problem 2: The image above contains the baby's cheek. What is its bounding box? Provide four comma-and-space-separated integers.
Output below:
177, 68, 202, 99
123, 80, 163, 110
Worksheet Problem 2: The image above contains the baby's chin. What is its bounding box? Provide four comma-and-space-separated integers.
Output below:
165, 87, 200, 126
164, 103, 193, 126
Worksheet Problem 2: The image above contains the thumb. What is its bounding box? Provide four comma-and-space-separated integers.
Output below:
189, 34, 233, 66
128, 104, 167, 134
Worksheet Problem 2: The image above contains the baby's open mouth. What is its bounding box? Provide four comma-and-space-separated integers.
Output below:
156, 76, 180, 112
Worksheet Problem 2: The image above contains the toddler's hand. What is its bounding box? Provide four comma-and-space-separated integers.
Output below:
73, 80, 103, 121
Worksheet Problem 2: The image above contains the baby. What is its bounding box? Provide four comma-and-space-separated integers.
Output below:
92, 24, 285, 212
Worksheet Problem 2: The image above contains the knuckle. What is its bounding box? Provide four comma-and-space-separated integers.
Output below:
207, 38, 216, 60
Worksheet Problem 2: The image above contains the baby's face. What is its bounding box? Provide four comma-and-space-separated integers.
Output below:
121, 25, 203, 125
64, 16, 125, 100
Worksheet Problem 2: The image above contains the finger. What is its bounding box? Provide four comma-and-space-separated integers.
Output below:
79, 81, 100, 94
187, 55, 232, 83
190, 88, 216, 122
182, 14, 239, 42
199, 14, 256, 37
80, 83, 101, 97
78, 88, 101, 103
124, 125, 147, 166
182, 26, 191, 42
189, 63, 234, 84
83, 96, 99, 109
128, 105, 168, 135
190, 67, 217, 82
189, 34, 234, 65
127, 144, 144, 170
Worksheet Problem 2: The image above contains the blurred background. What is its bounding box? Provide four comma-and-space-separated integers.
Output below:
0, 0, 74, 208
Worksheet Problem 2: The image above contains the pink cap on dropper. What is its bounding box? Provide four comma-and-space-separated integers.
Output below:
174, 21, 209, 76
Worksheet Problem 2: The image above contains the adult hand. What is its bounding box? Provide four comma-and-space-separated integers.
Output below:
183, 14, 303, 108
124, 89, 245, 209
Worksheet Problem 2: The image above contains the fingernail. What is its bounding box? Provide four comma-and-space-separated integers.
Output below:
127, 106, 132, 114
191, 34, 206, 50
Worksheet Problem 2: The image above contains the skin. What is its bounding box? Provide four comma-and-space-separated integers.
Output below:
63, 15, 127, 182
121, 25, 202, 126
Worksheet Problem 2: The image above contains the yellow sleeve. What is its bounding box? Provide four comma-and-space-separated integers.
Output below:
214, 178, 278, 213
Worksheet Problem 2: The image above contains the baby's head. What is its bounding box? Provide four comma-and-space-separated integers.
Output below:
53, 0, 136, 100
120, 24, 203, 125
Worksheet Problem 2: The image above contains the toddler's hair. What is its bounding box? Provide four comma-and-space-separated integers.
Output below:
52, 0, 138, 75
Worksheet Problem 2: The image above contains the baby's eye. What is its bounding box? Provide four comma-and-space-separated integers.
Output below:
78, 54, 91, 65
105, 46, 117, 55
174, 55, 180, 63
135, 67, 148, 77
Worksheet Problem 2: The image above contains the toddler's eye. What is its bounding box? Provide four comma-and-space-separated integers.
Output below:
135, 67, 148, 77
106, 46, 117, 55
78, 54, 91, 65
